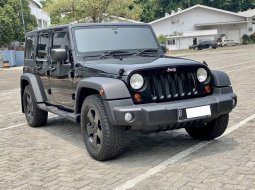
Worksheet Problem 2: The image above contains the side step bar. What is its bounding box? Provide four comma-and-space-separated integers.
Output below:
37, 103, 80, 123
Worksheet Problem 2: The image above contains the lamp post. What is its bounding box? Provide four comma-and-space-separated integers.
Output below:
19, 0, 26, 34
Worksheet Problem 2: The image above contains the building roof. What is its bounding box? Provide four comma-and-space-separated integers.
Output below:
195, 20, 248, 27
30, 0, 42, 8
149, 4, 247, 25
238, 9, 255, 17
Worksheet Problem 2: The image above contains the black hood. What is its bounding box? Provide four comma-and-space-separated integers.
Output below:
77, 56, 205, 76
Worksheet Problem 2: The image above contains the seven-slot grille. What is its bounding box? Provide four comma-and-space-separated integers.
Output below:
135, 67, 209, 103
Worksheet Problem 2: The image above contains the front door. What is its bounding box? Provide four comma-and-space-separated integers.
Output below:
49, 30, 74, 109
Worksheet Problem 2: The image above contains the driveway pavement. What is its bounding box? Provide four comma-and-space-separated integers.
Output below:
0, 45, 255, 190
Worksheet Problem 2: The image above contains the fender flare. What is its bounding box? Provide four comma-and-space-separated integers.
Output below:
211, 70, 231, 87
20, 73, 46, 103
75, 77, 131, 114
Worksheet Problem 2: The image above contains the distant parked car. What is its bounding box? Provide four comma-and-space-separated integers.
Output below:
193, 41, 217, 51
221, 39, 238, 47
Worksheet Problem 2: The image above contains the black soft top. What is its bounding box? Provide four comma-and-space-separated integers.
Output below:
25, 23, 150, 37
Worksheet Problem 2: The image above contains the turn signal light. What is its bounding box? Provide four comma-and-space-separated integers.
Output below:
205, 85, 212, 94
133, 93, 142, 103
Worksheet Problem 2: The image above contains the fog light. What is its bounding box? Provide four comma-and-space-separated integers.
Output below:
125, 113, 133, 122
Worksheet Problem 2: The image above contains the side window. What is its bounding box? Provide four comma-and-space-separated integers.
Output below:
52, 32, 69, 53
51, 31, 70, 77
37, 34, 49, 59
25, 36, 35, 60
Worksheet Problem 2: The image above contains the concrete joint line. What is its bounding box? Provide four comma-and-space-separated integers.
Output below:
115, 113, 255, 190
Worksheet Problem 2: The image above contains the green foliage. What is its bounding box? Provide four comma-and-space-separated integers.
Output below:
0, 0, 37, 47
158, 35, 167, 44
250, 33, 255, 43
242, 34, 250, 44
44, 0, 143, 24
136, 0, 255, 22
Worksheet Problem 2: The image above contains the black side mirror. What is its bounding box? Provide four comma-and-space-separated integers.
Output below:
51, 49, 67, 62
160, 44, 167, 54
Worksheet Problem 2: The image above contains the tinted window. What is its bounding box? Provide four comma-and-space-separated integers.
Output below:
25, 36, 35, 59
37, 34, 49, 59
74, 26, 158, 53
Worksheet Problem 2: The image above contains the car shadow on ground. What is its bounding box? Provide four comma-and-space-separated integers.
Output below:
42, 117, 238, 163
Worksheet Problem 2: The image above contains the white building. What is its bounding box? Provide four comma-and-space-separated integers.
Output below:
29, 0, 51, 28
150, 5, 255, 50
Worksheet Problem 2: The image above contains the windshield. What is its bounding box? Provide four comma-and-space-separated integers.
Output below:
73, 26, 159, 54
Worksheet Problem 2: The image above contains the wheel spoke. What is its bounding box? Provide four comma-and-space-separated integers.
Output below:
87, 110, 95, 124
94, 112, 99, 126
96, 129, 102, 141
93, 134, 98, 147
87, 124, 94, 136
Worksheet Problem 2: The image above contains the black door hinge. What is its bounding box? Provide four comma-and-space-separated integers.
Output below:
117, 68, 125, 79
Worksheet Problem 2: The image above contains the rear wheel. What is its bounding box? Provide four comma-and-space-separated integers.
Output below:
185, 114, 229, 141
81, 95, 124, 161
23, 85, 48, 127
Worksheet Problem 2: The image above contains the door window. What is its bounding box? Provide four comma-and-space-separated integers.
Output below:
51, 31, 70, 77
37, 34, 49, 59
25, 36, 35, 60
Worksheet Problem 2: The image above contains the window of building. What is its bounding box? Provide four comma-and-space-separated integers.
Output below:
25, 36, 35, 59
168, 39, 175, 45
37, 34, 49, 59
252, 18, 255, 24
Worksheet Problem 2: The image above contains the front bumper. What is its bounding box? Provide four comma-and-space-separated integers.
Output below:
104, 89, 237, 130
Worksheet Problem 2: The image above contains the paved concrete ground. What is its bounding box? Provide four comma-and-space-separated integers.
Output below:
0, 45, 255, 190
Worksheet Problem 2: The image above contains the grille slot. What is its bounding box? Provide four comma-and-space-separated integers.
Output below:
148, 70, 201, 102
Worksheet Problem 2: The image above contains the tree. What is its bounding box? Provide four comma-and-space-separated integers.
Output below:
44, 0, 143, 25
137, 0, 255, 22
158, 35, 167, 44
0, 0, 37, 47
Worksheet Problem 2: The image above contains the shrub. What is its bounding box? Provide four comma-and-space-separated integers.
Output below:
242, 34, 250, 44
250, 33, 255, 43
158, 35, 167, 44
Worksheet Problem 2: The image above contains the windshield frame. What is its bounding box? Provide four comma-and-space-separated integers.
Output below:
71, 24, 162, 57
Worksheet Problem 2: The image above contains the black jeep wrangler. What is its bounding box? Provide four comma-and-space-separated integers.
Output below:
21, 23, 237, 161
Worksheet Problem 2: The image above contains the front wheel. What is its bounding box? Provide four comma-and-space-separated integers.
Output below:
23, 85, 48, 127
81, 95, 124, 161
185, 114, 229, 141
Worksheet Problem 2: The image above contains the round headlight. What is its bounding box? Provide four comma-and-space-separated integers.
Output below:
130, 74, 144, 90
197, 68, 208, 83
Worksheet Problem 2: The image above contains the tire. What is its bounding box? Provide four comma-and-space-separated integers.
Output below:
23, 85, 48, 127
81, 94, 124, 161
185, 114, 229, 141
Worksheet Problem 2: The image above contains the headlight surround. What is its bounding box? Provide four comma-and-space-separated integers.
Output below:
197, 68, 208, 83
130, 74, 144, 90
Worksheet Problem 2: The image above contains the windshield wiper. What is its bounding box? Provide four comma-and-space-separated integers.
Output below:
98, 50, 134, 59
136, 49, 159, 57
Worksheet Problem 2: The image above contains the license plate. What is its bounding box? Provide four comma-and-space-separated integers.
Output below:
178, 105, 211, 121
